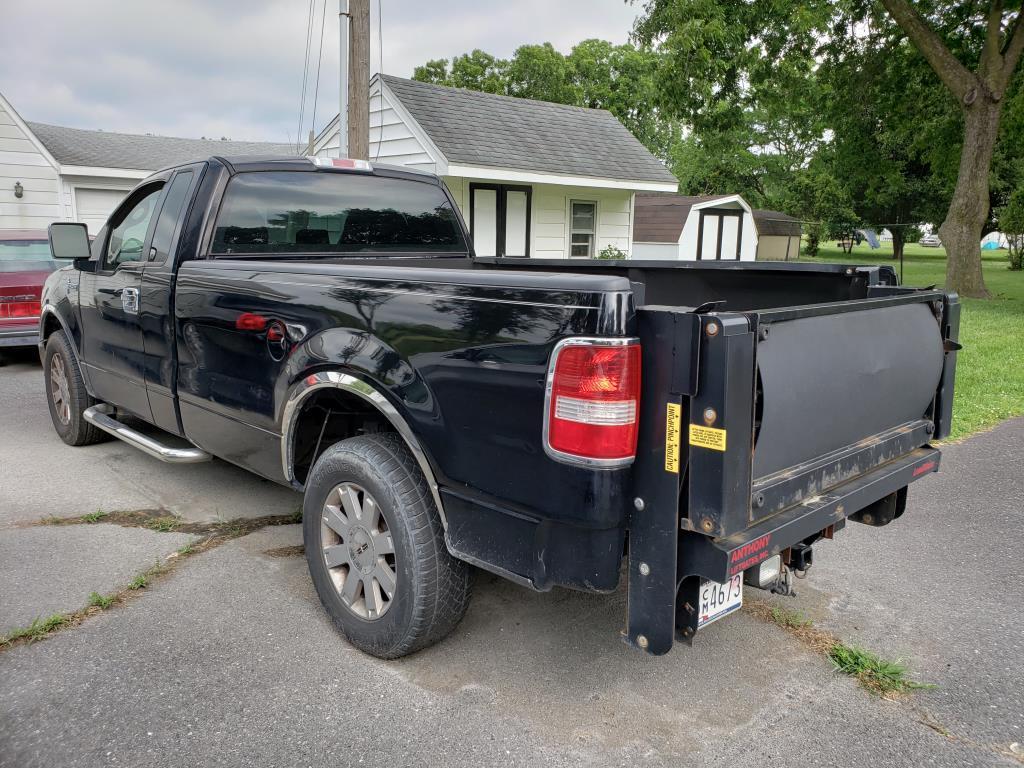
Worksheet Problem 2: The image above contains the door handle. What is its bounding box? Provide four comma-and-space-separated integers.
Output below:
122, 287, 140, 315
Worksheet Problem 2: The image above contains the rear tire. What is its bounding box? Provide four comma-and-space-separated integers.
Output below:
43, 331, 106, 446
303, 433, 471, 658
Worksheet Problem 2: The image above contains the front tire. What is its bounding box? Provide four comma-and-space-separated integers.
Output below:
43, 331, 106, 446
303, 433, 471, 658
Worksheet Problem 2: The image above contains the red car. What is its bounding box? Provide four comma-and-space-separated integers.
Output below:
0, 229, 72, 351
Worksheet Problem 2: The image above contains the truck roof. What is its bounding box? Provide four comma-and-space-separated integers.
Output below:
150, 155, 441, 185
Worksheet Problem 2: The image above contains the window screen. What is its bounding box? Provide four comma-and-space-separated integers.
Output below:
211, 172, 467, 255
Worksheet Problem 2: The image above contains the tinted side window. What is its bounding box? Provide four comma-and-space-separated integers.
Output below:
104, 186, 163, 270
211, 172, 467, 255
149, 171, 194, 262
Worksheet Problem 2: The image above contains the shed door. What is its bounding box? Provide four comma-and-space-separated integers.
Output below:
697, 208, 743, 260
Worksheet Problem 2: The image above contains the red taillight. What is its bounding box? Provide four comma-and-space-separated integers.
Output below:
235, 312, 267, 331
0, 299, 41, 319
545, 340, 641, 465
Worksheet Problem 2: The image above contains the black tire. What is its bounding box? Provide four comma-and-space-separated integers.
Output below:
43, 331, 107, 446
303, 433, 471, 658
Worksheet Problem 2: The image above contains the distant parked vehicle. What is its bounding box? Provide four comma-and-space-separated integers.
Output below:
0, 229, 71, 350
919, 234, 941, 247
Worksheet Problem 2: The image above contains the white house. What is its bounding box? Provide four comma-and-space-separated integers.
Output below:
632, 193, 759, 261
0, 91, 294, 234
311, 75, 678, 259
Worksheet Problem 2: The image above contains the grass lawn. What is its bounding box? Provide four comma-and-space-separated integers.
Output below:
799, 242, 1023, 440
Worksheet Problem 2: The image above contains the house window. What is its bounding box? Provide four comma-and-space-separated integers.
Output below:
570, 201, 596, 258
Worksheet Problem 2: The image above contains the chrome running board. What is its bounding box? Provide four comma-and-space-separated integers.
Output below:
83, 404, 211, 464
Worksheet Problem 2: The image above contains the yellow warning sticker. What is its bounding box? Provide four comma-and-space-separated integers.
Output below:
689, 423, 727, 452
665, 403, 681, 473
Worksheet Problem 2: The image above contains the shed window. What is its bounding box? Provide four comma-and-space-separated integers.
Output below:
570, 201, 596, 258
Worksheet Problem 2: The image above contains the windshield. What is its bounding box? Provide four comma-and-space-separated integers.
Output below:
211, 172, 468, 256
0, 239, 67, 273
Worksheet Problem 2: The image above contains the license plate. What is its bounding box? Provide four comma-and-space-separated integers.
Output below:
698, 574, 743, 629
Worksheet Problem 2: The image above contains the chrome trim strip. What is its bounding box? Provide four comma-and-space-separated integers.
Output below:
541, 336, 641, 470
280, 371, 447, 527
83, 404, 212, 464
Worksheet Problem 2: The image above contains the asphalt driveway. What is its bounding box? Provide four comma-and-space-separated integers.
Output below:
1, 350, 1021, 767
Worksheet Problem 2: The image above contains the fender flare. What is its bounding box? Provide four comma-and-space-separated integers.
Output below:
38, 305, 84, 371
280, 370, 447, 527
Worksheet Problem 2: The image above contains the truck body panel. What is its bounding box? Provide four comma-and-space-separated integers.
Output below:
39, 155, 960, 654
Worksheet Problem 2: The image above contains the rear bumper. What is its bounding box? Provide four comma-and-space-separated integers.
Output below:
627, 444, 940, 654
0, 323, 39, 348
679, 445, 939, 585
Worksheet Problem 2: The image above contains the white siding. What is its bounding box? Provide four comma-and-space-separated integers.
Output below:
314, 82, 438, 173
446, 178, 633, 259
0, 101, 61, 230
632, 242, 678, 260
677, 198, 758, 262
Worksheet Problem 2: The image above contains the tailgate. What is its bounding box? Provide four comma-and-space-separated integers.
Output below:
623, 287, 960, 654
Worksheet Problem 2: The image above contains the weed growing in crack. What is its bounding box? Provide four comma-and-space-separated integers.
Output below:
1, 614, 67, 646
128, 573, 148, 590
828, 643, 934, 696
87, 592, 115, 609
148, 517, 180, 533
82, 510, 108, 523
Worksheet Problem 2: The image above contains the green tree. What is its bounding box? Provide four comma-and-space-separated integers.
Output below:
818, 32, 953, 261
1000, 186, 1024, 269
632, 0, 829, 208
450, 50, 509, 94
411, 59, 449, 85
505, 43, 575, 103
781, 162, 858, 257
567, 39, 681, 159
878, 0, 1024, 297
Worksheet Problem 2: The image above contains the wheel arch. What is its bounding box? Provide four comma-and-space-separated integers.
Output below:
39, 306, 87, 379
281, 370, 447, 527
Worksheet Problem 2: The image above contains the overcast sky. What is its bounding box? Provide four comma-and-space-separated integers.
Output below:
0, 0, 640, 146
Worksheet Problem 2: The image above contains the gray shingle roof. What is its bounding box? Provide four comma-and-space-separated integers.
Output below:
381, 75, 678, 186
27, 122, 297, 171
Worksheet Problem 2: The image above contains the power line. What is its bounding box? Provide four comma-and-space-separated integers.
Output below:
295, 0, 315, 154
310, 0, 328, 147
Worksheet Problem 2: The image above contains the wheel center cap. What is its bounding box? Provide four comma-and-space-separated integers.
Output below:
348, 526, 375, 574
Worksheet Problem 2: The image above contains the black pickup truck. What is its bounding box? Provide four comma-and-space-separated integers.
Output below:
42, 156, 960, 659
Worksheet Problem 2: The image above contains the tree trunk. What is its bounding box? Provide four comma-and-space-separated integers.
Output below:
891, 228, 905, 261
940, 97, 1002, 298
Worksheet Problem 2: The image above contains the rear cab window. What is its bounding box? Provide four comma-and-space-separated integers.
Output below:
210, 171, 468, 256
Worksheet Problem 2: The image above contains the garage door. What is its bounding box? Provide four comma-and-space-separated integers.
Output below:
75, 188, 130, 234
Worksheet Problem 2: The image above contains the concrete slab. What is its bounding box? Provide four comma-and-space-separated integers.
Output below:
0, 524, 195, 635
760, 418, 1024, 757
0, 357, 298, 527
0, 526, 1010, 768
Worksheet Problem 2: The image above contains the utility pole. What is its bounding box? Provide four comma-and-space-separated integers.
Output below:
346, 0, 370, 160
338, 0, 349, 158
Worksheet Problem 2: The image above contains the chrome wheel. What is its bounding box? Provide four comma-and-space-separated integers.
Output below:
49, 354, 71, 425
321, 482, 397, 621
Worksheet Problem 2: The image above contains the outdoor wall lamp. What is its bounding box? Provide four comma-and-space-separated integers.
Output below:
14, 181, 23, 198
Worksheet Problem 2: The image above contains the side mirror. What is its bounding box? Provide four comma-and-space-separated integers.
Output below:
48, 223, 94, 271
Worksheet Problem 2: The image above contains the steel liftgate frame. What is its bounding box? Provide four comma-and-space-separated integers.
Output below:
623, 289, 960, 655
